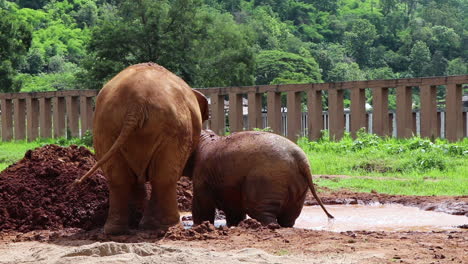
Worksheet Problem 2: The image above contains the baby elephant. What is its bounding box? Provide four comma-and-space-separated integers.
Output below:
184, 130, 333, 227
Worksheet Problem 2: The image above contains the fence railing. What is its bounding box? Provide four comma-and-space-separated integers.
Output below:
0, 75, 467, 142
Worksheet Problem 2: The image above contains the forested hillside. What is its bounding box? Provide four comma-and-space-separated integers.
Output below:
1, 0, 466, 93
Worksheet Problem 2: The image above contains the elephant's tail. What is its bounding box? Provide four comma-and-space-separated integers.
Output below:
72, 107, 145, 186
300, 158, 334, 219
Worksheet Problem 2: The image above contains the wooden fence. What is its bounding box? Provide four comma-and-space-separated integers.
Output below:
0, 75, 467, 142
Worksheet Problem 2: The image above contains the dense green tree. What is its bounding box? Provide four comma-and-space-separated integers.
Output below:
429, 26, 461, 59
72, 0, 98, 28
24, 48, 45, 74
343, 19, 377, 67
365, 66, 395, 80
428, 51, 448, 77
409, 40, 431, 77
13, 0, 49, 9
0, 8, 32, 92
311, 43, 347, 82
188, 7, 255, 87
245, 6, 293, 50
327, 62, 365, 82
255, 50, 321, 85
447, 58, 467, 76
80, 0, 254, 89
306, 0, 339, 14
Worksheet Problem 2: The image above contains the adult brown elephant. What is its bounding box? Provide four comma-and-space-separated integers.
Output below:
75, 62, 208, 235
184, 130, 333, 227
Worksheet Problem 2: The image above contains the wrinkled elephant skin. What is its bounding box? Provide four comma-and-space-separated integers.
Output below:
185, 130, 333, 228
79, 63, 208, 235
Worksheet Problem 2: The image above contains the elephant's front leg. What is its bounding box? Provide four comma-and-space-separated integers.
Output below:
192, 185, 216, 225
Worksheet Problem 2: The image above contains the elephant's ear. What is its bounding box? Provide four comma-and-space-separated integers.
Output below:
192, 89, 209, 122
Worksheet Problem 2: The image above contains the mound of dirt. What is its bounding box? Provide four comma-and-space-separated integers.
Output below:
0, 145, 195, 232
0, 145, 108, 232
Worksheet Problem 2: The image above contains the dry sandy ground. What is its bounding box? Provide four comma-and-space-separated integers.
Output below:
0, 227, 466, 264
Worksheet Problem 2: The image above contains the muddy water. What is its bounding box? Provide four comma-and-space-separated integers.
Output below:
181, 204, 467, 232
295, 204, 468, 232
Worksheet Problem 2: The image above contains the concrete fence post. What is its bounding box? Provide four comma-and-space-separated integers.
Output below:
26, 97, 39, 141
52, 97, 65, 138
210, 94, 225, 135
66, 96, 79, 138
328, 89, 344, 140
372, 87, 390, 136
247, 92, 262, 130
420, 85, 438, 138
267, 91, 281, 134
396, 86, 413, 138
287, 91, 302, 141
229, 92, 243, 133
1, 99, 13, 141
39, 98, 52, 138
446, 83, 463, 141
307, 89, 322, 141
80, 96, 94, 134
13, 98, 26, 140
350, 88, 366, 137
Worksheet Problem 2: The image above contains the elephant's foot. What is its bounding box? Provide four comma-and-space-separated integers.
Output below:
139, 215, 179, 231
104, 222, 129, 235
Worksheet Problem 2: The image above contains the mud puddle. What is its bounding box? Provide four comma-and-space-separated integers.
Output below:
180, 204, 467, 232
295, 204, 468, 232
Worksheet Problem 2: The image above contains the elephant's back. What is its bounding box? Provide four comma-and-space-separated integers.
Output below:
216, 131, 306, 163
97, 63, 195, 117
204, 132, 307, 186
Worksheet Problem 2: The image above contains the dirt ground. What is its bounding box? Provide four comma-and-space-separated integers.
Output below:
1, 189, 466, 264
0, 145, 466, 263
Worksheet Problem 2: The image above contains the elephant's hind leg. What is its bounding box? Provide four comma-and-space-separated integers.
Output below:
225, 210, 247, 227
192, 185, 216, 225
103, 154, 137, 235
140, 144, 186, 230
277, 194, 306, 227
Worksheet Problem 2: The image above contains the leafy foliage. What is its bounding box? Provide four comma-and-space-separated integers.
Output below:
0, 5, 32, 92
2, 0, 467, 92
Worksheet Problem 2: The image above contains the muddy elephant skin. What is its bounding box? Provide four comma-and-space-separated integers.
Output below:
77, 63, 208, 235
184, 130, 333, 227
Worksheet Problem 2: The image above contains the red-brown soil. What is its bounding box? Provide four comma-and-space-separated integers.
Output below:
0, 145, 194, 232
0, 144, 466, 263
0, 145, 108, 232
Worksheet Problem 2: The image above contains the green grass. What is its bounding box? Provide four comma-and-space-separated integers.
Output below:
298, 130, 468, 196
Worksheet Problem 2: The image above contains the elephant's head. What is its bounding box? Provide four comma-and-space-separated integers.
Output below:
182, 129, 218, 178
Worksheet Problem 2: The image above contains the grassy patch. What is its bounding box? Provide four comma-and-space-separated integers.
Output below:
299, 130, 468, 196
